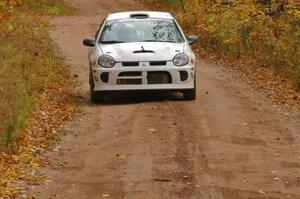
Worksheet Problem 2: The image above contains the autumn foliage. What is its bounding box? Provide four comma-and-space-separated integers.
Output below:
143, 0, 300, 91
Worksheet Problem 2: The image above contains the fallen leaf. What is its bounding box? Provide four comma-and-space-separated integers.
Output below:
243, 178, 250, 183
148, 128, 156, 133
273, 177, 280, 181
258, 190, 265, 194
116, 154, 126, 160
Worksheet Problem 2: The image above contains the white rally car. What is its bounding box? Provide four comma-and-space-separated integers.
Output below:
83, 11, 198, 103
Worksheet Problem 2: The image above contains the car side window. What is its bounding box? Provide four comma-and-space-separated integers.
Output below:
95, 18, 106, 41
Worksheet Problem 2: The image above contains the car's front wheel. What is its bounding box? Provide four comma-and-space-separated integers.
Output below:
89, 68, 105, 103
91, 90, 105, 103
183, 88, 196, 100
182, 77, 196, 100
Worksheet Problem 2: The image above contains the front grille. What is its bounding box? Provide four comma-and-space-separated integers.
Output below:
147, 71, 172, 84
122, 62, 139, 67
149, 61, 167, 66
117, 79, 142, 85
117, 71, 142, 85
121, 61, 168, 67
119, 72, 142, 77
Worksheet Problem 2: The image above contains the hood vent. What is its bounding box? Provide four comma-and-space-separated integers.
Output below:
130, 13, 149, 19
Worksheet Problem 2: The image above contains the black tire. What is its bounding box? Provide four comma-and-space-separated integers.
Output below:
183, 76, 196, 100
183, 88, 196, 100
89, 66, 94, 86
91, 90, 105, 103
89, 67, 105, 103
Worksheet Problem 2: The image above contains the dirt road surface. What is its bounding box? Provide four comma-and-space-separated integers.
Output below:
32, 0, 300, 198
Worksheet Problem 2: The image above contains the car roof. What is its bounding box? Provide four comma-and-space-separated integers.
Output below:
106, 11, 174, 21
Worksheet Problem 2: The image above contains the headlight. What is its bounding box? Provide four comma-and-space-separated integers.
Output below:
173, 53, 189, 66
98, 55, 115, 68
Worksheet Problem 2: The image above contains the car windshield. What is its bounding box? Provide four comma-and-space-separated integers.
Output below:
99, 19, 184, 44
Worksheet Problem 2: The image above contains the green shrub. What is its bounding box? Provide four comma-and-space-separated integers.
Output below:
0, 0, 73, 148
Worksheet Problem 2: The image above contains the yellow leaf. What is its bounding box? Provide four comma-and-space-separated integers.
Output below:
118, 154, 126, 160
7, 24, 14, 32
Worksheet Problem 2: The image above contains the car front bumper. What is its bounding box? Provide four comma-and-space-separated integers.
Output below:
91, 62, 195, 91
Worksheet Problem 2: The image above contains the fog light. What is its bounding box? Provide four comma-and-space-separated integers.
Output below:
100, 72, 109, 83
179, 71, 188, 81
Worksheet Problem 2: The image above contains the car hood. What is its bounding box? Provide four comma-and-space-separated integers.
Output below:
100, 42, 185, 62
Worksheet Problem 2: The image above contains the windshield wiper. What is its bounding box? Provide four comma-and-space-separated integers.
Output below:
100, 40, 125, 44
141, 40, 177, 43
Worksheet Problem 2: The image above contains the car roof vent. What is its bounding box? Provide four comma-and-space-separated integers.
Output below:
130, 13, 149, 19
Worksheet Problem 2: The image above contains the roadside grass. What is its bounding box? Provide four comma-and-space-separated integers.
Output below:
0, 0, 74, 151
24, 0, 73, 15
0, 0, 75, 197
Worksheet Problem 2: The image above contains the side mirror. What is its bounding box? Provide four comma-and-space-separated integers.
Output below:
83, 38, 96, 47
187, 35, 198, 45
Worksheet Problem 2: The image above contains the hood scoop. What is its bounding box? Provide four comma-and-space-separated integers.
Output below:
133, 46, 154, 54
